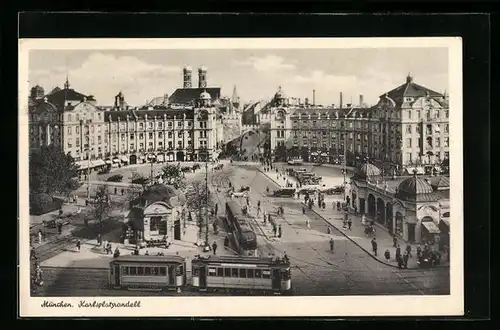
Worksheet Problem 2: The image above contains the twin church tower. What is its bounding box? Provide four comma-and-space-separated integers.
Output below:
182, 66, 207, 89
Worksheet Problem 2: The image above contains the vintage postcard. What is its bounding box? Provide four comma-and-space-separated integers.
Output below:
19, 37, 463, 317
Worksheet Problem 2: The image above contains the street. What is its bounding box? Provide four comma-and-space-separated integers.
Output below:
34, 162, 449, 296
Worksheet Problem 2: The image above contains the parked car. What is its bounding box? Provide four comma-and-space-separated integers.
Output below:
272, 188, 296, 197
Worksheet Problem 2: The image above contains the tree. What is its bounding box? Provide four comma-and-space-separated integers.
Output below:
92, 185, 112, 229
29, 145, 81, 196
160, 164, 186, 190
184, 179, 213, 242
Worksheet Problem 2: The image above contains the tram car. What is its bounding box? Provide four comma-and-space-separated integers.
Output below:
225, 201, 258, 256
191, 255, 292, 295
109, 255, 186, 291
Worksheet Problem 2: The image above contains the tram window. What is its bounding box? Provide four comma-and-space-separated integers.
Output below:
179, 265, 184, 276
239, 269, 247, 278
123, 267, 129, 275
224, 268, 231, 277
130, 267, 137, 275
137, 267, 144, 276
217, 268, 224, 277
208, 267, 216, 276
153, 267, 159, 276
254, 269, 262, 278
247, 269, 254, 278
145, 267, 151, 275
262, 270, 271, 279
192, 267, 200, 277
231, 268, 239, 277
282, 269, 291, 280
159, 267, 166, 276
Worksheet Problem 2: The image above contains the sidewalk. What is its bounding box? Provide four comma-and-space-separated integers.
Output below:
257, 165, 450, 270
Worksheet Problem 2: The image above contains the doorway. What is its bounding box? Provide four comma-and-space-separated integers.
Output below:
272, 269, 281, 290
199, 266, 207, 288
174, 220, 181, 240
114, 265, 121, 287
408, 223, 416, 243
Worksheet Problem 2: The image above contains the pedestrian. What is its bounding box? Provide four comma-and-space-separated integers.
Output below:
114, 187, 118, 195
97, 233, 101, 246
113, 247, 120, 258
330, 238, 335, 252
145, 250, 149, 256
306, 219, 311, 229
396, 245, 401, 260
273, 225, 277, 237
38, 230, 43, 244
371, 238, 378, 256
405, 244, 412, 258
224, 236, 229, 249
416, 246, 422, 259
256, 207, 261, 217
392, 236, 398, 248
403, 251, 409, 269
384, 249, 390, 262
347, 218, 352, 230
302, 206, 306, 215
103, 240, 108, 253
212, 241, 218, 255
57, 222, 62, 235
327, 226, 331, 235
76, 240, 81, 252
322, 201, 326, 209
361, 213, 367, 226
278, 224, 282, 238
397, 255, 404, 269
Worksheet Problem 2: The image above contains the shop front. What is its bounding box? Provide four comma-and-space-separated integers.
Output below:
421, 217, 441, 247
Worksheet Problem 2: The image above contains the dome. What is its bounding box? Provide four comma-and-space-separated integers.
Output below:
137, 184, 186, 208
275, 86, 286, 99
183, 66, 192, 71
396, 176, 436, 202
200, 90, 211, 100
199, 66, 207, 72
354, 163, 381, 180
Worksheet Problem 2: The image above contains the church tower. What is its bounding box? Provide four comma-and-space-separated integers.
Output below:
231, 85, 240, 109
183, 66, 192, 88
198, 66, 207, 88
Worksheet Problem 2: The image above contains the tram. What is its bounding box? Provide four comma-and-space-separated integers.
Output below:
191, 255, 292, 295
109, 255, 186, 291
225, 200, 258, 256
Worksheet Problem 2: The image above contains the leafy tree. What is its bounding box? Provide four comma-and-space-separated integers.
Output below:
91, 185, 112, 228
185, 179, 213, 241
29, 145, 81, 196
160, 163, 186, 190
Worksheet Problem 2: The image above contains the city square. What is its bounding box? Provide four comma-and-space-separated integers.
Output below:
26, 47, 451, 297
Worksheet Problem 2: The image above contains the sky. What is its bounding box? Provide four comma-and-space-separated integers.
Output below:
28, 48, 449, 107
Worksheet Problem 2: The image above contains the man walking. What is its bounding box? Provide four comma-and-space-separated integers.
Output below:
396, 245, 401, 261
347, 218, 352, 230
212, 241, 218, 255
329, 238, 335, 252
371, 238, 378, 256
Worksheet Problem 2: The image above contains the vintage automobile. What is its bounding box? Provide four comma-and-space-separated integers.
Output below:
272, 188, 296, 197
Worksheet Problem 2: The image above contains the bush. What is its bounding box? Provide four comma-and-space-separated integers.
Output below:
107, 174, 123, 182
29, 193, 63, 215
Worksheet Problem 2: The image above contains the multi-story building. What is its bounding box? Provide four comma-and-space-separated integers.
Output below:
28, 76, 224, 171
259, 75, 449, 174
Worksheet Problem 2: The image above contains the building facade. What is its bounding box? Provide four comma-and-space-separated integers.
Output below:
259, 75, 450, 173
29, 79, 224, 171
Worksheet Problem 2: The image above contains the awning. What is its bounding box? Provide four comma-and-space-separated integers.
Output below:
416, 167, 425, 175
139, 156, 145, 159
105, 160, 112, 164
121, 156, 129, 162
406, 166, 415, 174
148, 154, 156, 159
321, 153, 328, 156
113, 158, 120, 163
93, 159, 106, 167
311, 152, 318, 156
75, 160, 91, 170
440, 218, 450, 228
434, 166, 442, 172
157, 154, 165, 161
422, 221, 440, 234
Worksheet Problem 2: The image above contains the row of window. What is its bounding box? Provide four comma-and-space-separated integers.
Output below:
203, 267, 272, 279
120, 265, 184, 276
282, 123, 450, 134
287, 109, 450, 121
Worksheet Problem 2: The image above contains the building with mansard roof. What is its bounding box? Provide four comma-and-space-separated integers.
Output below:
256, 74, 450, 175
29, 78, 224, 172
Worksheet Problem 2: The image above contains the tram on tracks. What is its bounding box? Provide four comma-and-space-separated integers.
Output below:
225, 200, 258, 256
191, 255, 292, 295
109, 255, 186, 291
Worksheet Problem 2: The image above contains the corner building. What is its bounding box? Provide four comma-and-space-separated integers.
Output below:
260, 75, 450, 173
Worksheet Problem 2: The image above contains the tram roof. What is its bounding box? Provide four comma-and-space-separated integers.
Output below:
193, 255, 289, 266
111, 255, 185, 264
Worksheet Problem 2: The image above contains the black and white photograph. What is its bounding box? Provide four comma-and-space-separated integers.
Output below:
19, 37, 463, 317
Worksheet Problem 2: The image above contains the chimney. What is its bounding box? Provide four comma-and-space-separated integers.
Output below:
313, 89, 316, 106
183, 66, 192, 88
198, 66, 207, 88
340, 92, 343, 109
359, 94, 364, 107
305, 98, 309, 107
